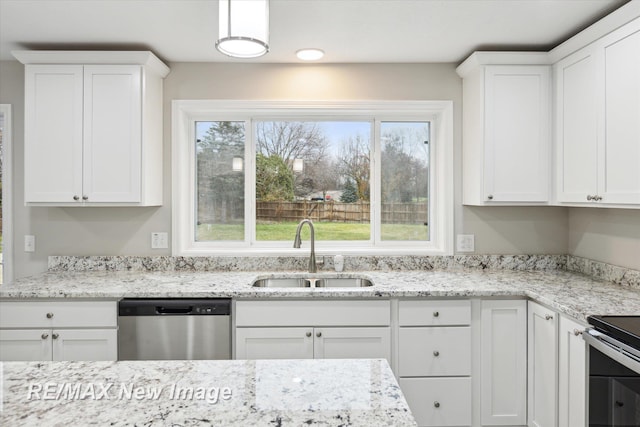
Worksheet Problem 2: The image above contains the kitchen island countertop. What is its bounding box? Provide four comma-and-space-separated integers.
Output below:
0, 358, 415, 426
1, 268, 639, 321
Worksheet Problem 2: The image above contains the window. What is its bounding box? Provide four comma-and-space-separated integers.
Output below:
173, 101, 453, 255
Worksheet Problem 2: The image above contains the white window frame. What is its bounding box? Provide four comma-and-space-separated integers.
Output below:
1, 104, 13, 283
172, 100, 453, 256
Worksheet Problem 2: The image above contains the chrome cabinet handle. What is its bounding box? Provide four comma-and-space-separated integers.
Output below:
73, 195, 80, 201
433, 311, 439, 317
316, 331, 322, 338
41, 333, 49, 339
487, 195, 494, 200
594, 195, 602, 201
545, 314, 553, 321
573, 329, 583, 336
433, 350, 440, 357
82, 195, 88, 201
587, 195, 594, 201
306, 332, 312, 337
46, 312, 54, 319
52, 333, 59, 340
434, 401, 440, 408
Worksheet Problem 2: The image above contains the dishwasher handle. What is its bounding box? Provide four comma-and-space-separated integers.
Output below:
119, 299, 231, 316
156, 305, 194, 315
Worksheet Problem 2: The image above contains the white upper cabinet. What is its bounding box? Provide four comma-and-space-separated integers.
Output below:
16, 51, 169, 206
458, 55, 551, 205
555, 17, 640, 206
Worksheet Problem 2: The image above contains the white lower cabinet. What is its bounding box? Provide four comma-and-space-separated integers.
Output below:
235, 326, 390, 361
480, 300, 527, 426
558, 315, 587, 427
400, 377, 472, 427
234, 300, 391, 362
398, 300, 472, 427
528, 301, 559, 427
0, 300, 118, 361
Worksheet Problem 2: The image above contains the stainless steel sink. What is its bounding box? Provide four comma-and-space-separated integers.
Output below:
252, 278, 310, 288
251, 276, 373, 288
312, 277, 373, 288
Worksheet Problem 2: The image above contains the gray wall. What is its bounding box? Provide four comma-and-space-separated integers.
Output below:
1, 60, 575, 279
568, 208, 640, 270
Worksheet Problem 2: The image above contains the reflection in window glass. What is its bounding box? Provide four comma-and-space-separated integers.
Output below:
195, 121, 245, 241
255, 121, 371, 241
381, 122, 430, 241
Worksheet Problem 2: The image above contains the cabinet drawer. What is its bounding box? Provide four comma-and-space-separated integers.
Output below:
399, 300, 471, 326
399, 377, 472, 427
0, 301, 117, 328
399, 327, 471, 376
235, 300, 390, 327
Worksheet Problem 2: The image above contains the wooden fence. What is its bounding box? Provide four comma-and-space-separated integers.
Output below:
256, 201, 427, 225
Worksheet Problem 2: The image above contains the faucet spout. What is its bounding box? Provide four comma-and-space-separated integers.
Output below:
293, 219, 317, 273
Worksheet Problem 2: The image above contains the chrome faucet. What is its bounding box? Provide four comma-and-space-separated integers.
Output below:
293, 219, 317, 273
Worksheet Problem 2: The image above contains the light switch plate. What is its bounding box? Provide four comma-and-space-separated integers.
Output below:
24, 235, 36, 252
151, 232, 169, 249
456, 234, 475, 252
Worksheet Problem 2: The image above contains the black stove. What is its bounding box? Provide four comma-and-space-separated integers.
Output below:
587, 315, 640, 351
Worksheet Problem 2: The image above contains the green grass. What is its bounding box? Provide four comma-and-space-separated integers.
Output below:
197, 221, 428, 241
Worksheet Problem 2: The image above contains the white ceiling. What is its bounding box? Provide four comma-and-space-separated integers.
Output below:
0, 0, 630, 64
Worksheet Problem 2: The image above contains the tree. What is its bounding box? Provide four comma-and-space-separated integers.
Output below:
196, 121, 245, 225
340, 179, 359, 203
256, 154, 295, 201
380, 125, 429, 203
256, 121, 327, 163
337, 134, 370, 201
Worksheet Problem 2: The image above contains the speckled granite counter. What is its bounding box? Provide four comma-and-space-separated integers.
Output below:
0, 358, 415, 426
1, 268, 639, 321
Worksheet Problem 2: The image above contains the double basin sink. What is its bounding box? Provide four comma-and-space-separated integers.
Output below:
252, 275, 373, 288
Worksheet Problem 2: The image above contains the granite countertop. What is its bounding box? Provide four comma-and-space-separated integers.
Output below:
0, 358, 415, 427
1, 268, 640, 322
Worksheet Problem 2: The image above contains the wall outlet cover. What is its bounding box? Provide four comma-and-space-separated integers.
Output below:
456, 234, 475, 252
151, 232, 169, 249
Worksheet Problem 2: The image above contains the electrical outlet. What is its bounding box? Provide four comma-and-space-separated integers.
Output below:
151, 232, 169, 249
456, 234, 475, 252
25, 235, 36, 252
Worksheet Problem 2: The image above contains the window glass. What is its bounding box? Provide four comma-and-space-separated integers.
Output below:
255, 121, 371, 241
380, 121, 430, 241
195, 121, 245, 241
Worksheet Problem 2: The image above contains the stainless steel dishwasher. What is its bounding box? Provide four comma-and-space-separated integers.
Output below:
118, 298, 231, 360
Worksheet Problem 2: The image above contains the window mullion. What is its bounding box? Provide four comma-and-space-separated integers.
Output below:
246, 119, 256, 245
372, 119, 381, 245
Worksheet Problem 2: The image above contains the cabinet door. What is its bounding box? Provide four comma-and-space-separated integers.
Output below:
480, 300, 527, 426
398, 327, 471, 377
313, 327, 390, 362
399, 377, 472, 427
0, 329, 52, 361
83, 65, 142, 203
52, 329, 117, 361
600, 23, 640, 204
24, 65, 83, 203
555, 48, 599, 203
528, 301, 558, 427
484, 66, 550, 202
558, 316, 587, 427
235, 327, 314, 360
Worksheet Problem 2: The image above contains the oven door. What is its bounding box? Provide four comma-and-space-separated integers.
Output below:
584, 330, 640, 427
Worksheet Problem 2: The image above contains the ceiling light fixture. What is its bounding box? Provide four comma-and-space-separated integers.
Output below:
296, 48, 324, 61
216, 0, 269, 59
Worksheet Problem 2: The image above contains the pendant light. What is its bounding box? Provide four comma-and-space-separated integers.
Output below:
216, 0, 269, 59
